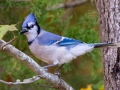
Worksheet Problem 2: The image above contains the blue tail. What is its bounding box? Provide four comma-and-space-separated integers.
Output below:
89, 42, 117, 48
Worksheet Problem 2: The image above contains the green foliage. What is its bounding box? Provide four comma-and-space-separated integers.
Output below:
0, 24, 17, 39
0, 0, 103, 90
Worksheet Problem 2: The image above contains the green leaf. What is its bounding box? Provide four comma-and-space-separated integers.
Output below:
0, 24, 17, 39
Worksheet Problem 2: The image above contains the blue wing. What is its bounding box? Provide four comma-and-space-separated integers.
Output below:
54, 37, 84, 49
37, 29, 84, 48
37, 29, 62, 45
56, 37, 83, 46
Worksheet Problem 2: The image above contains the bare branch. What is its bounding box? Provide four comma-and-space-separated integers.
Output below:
46, 0, 88, 10
0, 40, 74, 90
0, 75, 40, 85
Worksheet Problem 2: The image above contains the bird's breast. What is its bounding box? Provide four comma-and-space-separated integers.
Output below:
28, 39, 94, 65
28, 39, 76, 65
29, 40, 55, 64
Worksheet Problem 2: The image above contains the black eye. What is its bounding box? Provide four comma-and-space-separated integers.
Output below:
26, 24, 35, 29
29, 24, 34, 28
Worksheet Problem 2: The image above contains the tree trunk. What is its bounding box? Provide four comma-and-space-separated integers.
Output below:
95, 0, 120, 90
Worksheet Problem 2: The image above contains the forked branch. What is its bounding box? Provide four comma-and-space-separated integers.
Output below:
0, 39, 74, 90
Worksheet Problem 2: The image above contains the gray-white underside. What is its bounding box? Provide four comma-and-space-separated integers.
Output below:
29, 38, 94, 65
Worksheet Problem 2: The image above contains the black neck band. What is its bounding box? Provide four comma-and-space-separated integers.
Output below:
36, 22, 40, 34
28, 40, 34, 45
28, 22, 40, 45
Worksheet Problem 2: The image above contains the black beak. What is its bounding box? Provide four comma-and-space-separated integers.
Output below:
19, 29, 28, 34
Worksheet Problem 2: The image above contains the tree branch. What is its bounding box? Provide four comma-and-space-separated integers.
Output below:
0, 39, 74, 90
46, 0, 88, 10
0, 75, 40, 85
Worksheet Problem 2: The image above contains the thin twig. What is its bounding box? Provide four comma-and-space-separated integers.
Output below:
1, 31, 17, 50
0, 75, 40, 85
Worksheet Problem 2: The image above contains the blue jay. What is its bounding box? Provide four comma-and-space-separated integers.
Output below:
19, 13, 120, 73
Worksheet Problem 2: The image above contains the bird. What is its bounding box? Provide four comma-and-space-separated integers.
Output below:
19, 13, 120, 74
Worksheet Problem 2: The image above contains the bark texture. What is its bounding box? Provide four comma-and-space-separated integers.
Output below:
95, 0, 120, 90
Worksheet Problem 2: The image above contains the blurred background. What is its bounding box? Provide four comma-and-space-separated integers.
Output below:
0, 0, 104, 90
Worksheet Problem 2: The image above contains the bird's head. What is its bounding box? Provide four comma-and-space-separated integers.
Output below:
19, 13, 40, 36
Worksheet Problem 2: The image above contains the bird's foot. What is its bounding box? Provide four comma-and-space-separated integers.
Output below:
54, 71, 60, 78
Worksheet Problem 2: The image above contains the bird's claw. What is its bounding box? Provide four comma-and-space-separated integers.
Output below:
54, 71, 60, 78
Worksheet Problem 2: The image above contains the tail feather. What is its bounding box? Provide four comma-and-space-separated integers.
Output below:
89, 43, 120, 48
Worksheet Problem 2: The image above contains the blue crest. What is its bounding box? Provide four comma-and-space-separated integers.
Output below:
22, 13, 36, 28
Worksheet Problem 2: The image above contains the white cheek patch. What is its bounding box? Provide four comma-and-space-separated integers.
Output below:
24, 25, 38, 41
